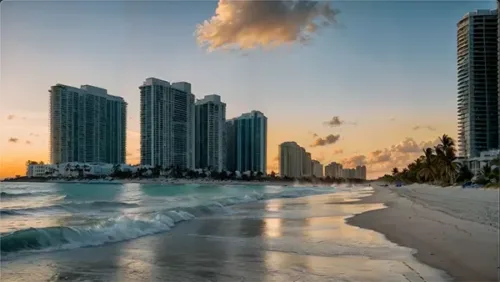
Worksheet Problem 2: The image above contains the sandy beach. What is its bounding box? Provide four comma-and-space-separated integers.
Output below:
347, 184, 499, 282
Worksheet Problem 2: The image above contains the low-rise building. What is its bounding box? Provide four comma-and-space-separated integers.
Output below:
466, 149, 500, 175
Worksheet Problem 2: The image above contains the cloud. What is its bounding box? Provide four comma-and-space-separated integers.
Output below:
196, 0, 339, 51
390, 137, 421, 153
413, 125, 436, 131
389, 117, 396, 121
308, 131, 318, 138
323, 116, 356, 127
341, 136, 444, 173
7, 115, 15, 120
333, 149, 343, 155
342, 155, 367, 167
126, 152, 133, 156
311, 134, 340, 147
25, 140, 31, 145
8, 137, 19, 143
29, 133, 39, 137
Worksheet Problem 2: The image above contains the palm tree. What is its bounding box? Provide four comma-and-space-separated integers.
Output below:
392, 168, 399, 176
417, 148, 436, 182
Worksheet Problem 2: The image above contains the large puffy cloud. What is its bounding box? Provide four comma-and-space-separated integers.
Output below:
196, 0, 339, 51
341, 137, 445, 175
311, 134, 340, 147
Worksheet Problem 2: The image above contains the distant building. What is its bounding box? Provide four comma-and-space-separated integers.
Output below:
279, 141, 303, 178
26, 163, 55, 178
225, 111, 267, 173
457, 10, 499, 158
49, 84, 127, 164
355, 165, 367, 180
311, 160, 323, 178
139, 78, 195, 169
195, 95, 226, 171
343, 168, 356, 179
325, 162, 343, 178
301, 148, 312, 177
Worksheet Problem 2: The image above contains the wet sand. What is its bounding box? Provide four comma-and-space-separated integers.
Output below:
347, 185, 499, 282
0, 188, 451, 282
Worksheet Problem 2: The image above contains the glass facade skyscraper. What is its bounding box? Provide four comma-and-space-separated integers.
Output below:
226, 111, 267, 173
139, 78, 195, 169
457, 10, 498, 158
195, 95, 226, 171
49, 84, 126, 164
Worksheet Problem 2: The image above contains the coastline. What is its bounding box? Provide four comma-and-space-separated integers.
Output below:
346, 184, 499, 282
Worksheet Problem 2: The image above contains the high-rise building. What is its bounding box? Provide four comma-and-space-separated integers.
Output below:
325, 162, 343, 178
457, 10, 499, 158
301, 148, 312, 177
49, 84, 126, 164
195, 95, 226, 171
498, 3, 500, 144
355, 165, 367, 180
279, 141, 303, 178
139, 78, 195, 169
225, 111, 267, 173
311, 160, 323, 178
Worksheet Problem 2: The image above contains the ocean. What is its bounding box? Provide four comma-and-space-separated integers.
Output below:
0, 182, 451, 282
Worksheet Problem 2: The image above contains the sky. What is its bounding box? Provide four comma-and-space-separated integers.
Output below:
0, 0, 497, 180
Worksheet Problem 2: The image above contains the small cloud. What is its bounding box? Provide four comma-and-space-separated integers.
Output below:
26, 140, 31, 145
29, 133, 40, 137
311, 134, 340, 147
413, 125, 436, 131
390, 137, 421, 153
7, 115, 15, 120
324, 116, 356, 127
8, 137, 19, 143
333, 149, 343, 155
389, 117, 396, 121
126, 152, 133, 156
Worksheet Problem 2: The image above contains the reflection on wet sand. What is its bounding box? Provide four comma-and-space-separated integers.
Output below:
0, 192, 451, 282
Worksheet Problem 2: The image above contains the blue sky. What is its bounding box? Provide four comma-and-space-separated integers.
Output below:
0, 0, 497, 178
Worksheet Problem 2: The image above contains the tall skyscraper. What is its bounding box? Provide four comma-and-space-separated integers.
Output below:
139, 78, 195, 169
195, 95, 226, 171
355, 165, 367, 180
498, 2, 500, 143
457, 10, 499, 158
49, 84, 126, 164
226, 111, 267, 173
279, 141, 303, 178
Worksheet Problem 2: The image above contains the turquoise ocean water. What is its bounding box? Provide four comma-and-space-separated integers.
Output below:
0, 182, 334, 256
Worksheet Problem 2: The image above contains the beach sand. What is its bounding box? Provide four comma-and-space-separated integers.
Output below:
347, 184, 499, 282
1, 188, 451, 282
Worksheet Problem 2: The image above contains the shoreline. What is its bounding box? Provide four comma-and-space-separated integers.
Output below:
346, 184, 499, 282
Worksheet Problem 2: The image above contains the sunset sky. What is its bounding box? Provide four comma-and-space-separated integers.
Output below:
0, 0, 496, 179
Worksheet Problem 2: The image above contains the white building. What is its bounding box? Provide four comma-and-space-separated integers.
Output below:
139, 78, 195, 169
195, 95, 226, 171
466, 149, 500, 175
26, 163, 56, 178
49, 84, 127, 164
311, 160, 323, 178
226, 111, 267, 174
279, 141, 303, 178
457, 10, 498, 158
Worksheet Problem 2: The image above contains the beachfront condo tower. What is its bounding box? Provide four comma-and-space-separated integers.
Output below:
49, 84, 126, 164
325, 162, 343, 178
457, 10, 498, 158
195, 95, 226, 171
311, 160, 324, 178
226, 111, 267, 174
279, 142, 303, 178
139, 78, 195, 169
